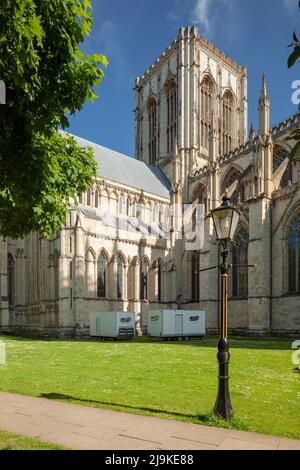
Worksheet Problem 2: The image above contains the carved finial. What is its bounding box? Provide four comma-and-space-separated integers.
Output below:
225, 187, 229, 196
261, 73, 267, 97
249, 122, 255, 142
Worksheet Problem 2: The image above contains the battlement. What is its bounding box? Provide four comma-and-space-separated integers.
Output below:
136, 26, 246, 89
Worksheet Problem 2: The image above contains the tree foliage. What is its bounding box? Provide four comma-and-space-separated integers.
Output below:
0, 0, 107, 238
287, 1, 300, 158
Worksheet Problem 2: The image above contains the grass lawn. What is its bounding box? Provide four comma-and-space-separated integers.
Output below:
0, 335, 299, 440
0, 429, 65, 450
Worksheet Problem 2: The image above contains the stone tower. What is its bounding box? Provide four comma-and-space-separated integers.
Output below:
135, 26, 248, 202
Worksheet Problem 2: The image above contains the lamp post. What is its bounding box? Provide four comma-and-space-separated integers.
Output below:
211, 191, 240, 421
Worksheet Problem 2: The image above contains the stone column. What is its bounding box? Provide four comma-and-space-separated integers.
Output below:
247, 197, 272, 334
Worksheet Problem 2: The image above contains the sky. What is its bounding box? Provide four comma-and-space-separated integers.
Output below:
68, 0, 300, 157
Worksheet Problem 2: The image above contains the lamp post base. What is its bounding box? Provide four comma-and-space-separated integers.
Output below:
214, 338, 233, 421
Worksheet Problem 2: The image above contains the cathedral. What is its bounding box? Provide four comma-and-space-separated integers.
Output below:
1, 26, 299, 337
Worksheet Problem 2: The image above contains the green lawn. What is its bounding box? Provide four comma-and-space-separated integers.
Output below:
0, 335, 299, 440
0, 429, 65, 450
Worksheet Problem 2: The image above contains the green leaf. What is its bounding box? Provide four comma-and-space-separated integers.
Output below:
288, 46, 300, 68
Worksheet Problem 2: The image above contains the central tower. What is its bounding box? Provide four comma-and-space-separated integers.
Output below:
134, 26, 248, 202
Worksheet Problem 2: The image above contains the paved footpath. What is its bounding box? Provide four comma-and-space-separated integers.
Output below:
0, 391, 299, 450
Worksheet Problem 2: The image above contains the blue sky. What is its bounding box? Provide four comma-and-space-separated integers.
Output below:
68, 0, 300, 156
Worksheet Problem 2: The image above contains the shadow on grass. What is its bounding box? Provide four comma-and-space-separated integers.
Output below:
39, 392, 214, 424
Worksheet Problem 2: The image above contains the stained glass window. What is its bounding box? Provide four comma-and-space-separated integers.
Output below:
97, 254, 106, 298
232, 227, 248, 298
289, 211, 300, 293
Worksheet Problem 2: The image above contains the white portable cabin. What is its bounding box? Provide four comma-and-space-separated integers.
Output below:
90, 311, 135, 339
148, 310, 205, 339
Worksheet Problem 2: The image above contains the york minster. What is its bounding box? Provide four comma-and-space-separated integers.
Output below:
1, 26, 299, 337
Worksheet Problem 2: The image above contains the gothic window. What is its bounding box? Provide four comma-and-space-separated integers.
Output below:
94, 190, 99, 208
192, 184, 207, 229
221, 168, 240, 198
288, 211, 300, 293
86, 188, 91, 206
166, 79, 176, 154
148, 97, 157, 165
7, 254, 14, 308
117, 255, 124, 300
273, 146, 292, 188
200, 76, 214, 150
140, 260, 149, 300
152, 205, 160, 224
222, 91, 234, 155
157, 261, 162, 302
232, 227, 249, 298
119, 195, 128, 215
191, 252, 200, 302
97, 253, 107, 298
78, 193, 82, 204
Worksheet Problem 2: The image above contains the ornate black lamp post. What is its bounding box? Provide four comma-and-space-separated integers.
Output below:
211, 192, 240, 421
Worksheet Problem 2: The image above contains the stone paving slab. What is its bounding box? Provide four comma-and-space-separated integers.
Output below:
0, 391, 299, 450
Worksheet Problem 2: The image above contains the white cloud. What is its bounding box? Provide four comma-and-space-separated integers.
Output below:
192, 0, 210, 35
191, 0, 233, 38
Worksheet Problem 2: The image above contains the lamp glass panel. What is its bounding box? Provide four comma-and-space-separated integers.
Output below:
229, 210, 240, 240
213, 207, 234, 240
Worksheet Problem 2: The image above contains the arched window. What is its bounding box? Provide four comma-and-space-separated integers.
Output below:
94, 190, 99, 208
97, 253, 107, 298
7, 254, 14, 308
200, 76, 214, 150
222, 91, 234, 155
157, 261, 162, 302
192, 184, 207, 229
166, 79, 176, 154
117, 255, 124, 300
140, 259, 149, 300
78, 193, 82, 204
152, 205, 160, 224
232, 227, 249, 298
86, 188, 91, 206
288, 211, 300, 293
273, 146, 292, 188
148, 97, 157, 165
221, 168, 241, 199
119, 195, 128, 215
191, 252, 200, 302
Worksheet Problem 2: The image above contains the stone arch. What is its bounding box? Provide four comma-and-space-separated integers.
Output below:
96, 250, 109, 298
273, 144, 293, 188
146, 95, 158, 165
200, 74, 216, 151
115, 251, 127, 300
85, 248, 96, 297
281, 203, 300, 294
231, 223, 249, 298
200, 72, 217, 91
221, 165, 242, 196
163, 77, 177, 155
119, 193, 128, 215
86, 247, 96, 260
100, 188, 109, 211
221, 89, 235, 155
